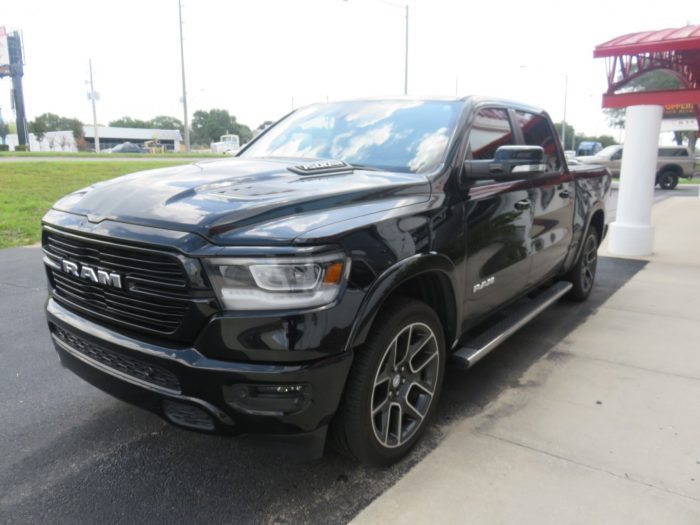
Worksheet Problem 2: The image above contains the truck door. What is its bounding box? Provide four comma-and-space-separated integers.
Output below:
512, 110, 574, 286
462, 107, 533, 325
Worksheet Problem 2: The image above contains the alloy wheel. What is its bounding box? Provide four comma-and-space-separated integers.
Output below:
370, 322, 440, 449
581, 234, 598, 293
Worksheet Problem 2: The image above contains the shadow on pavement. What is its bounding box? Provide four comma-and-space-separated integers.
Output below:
0, 257, 646, 525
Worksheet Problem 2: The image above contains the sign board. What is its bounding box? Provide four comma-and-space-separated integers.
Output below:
663, 103, 696, 120
660, 118, 699, 132
0, 26, 9, 76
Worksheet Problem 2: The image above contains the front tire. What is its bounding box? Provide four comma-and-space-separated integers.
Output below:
332, 297, 445, 466
566, 229, 599, 301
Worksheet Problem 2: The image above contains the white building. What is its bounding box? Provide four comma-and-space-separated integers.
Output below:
4, 126, 183, 152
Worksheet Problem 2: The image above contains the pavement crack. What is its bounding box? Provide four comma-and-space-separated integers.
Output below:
554, 350, 700, 383
478, 431, 700, 504
598, 304, 700, 324
0, 280, 43, 291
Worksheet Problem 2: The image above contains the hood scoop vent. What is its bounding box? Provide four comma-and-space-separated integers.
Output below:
287, 160, 352, 176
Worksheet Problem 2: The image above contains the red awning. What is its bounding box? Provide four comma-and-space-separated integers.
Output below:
595, 25, 700, 57
594, 25, 700, 110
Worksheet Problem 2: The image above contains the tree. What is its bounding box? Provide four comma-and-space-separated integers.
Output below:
149, 115, 183, 131
554, 122, 576, 150
191, 109, 252, 146
109, 116, 151, 129
29, 113, 84, 139
28, 117, 48, 142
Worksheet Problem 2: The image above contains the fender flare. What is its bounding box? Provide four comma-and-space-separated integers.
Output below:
570, 204, 606, 269
344, 252, 461, 352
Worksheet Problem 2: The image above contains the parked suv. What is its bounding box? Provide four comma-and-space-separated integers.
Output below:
43, 97, 610, 465
578, 144, 696, 189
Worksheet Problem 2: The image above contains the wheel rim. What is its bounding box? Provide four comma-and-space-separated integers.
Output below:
663, 173, 673, 187
370, 322, 440, 449
581, 234, 598, 293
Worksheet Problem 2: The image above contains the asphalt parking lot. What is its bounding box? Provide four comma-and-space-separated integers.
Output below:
1, 186, 693, 524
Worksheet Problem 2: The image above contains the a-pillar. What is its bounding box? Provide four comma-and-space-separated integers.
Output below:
608, 104, 664, 256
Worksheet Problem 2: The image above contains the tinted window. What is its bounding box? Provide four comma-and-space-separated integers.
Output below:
659, 148, 687, 157
241, 100, 462, 173
514, 111, 561, 171
468, 108, 514, 160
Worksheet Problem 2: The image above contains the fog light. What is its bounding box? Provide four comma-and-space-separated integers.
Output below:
223, 384, 311, 416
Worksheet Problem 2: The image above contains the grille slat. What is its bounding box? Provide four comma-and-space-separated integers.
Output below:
52, 273, 184, 329
44, 230, 199, 335
53, 325, 181, 392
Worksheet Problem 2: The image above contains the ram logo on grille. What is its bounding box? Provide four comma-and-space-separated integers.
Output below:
61, 260, 123, 289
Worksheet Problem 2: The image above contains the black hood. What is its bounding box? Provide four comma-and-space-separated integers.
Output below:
53, 158, 431, 244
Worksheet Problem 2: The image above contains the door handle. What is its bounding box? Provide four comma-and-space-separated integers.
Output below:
514, 199, 531, 210
559, 190, 570, 198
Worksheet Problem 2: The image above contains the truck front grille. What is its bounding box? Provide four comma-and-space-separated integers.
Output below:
43, 228, 216, 342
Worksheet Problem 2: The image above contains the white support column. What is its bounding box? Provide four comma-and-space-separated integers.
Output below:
608, 104, 664, 256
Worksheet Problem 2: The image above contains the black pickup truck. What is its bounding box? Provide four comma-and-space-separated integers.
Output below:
42, 97, 610, 465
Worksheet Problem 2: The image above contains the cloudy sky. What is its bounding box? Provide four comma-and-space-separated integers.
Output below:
0, 0, 696, 137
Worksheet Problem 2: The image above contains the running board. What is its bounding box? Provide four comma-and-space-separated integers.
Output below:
452, 281, 573, 369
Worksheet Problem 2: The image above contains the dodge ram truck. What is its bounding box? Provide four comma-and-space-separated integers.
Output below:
42, 97, 611, 465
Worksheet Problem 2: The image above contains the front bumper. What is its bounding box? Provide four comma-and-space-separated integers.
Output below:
46, 298, 353, 450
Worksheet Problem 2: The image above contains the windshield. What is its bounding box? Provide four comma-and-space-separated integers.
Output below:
597, 145, 621, 158
240, 100, 463, 173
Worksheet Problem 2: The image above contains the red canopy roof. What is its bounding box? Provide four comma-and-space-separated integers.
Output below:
594, 25, 700, 111
595, 25, 700, 57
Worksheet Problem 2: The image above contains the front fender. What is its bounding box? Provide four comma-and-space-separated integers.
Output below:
345, 252, 460, 351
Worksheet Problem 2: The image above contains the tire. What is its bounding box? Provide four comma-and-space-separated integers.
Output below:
659, 170, 679, 190
332, 297, 445, 466
566, 228, 599, 302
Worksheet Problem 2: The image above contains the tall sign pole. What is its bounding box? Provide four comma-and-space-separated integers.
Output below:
88, 59, 100, 152
0, 27, 28, 147
178, 0, 190, 152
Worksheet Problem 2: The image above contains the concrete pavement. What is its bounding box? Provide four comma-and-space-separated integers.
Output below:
354, 197, 700, 525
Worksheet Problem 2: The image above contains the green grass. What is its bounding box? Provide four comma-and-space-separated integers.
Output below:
0, 161, 189, 249
0, 151, 222, 158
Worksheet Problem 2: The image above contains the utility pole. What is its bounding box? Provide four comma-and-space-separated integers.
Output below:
403, 3, 409, 95
88, 59, 100, 152
178, 0, 190, 152
562, 73, 569, 150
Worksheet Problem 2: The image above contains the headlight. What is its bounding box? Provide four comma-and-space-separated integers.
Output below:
203, 253, 350, 310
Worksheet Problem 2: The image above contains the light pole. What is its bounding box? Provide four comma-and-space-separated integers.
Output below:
88, 59, 100, 152
178, 0, 190, 152
344, 0, 409, 95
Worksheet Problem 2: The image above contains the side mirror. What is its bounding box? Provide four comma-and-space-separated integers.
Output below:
463, 145, 546, 184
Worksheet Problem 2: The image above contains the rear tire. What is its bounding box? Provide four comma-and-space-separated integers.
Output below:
659, 170, 679, 190
566, 229, 599, 302
332, 297, 445, 466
